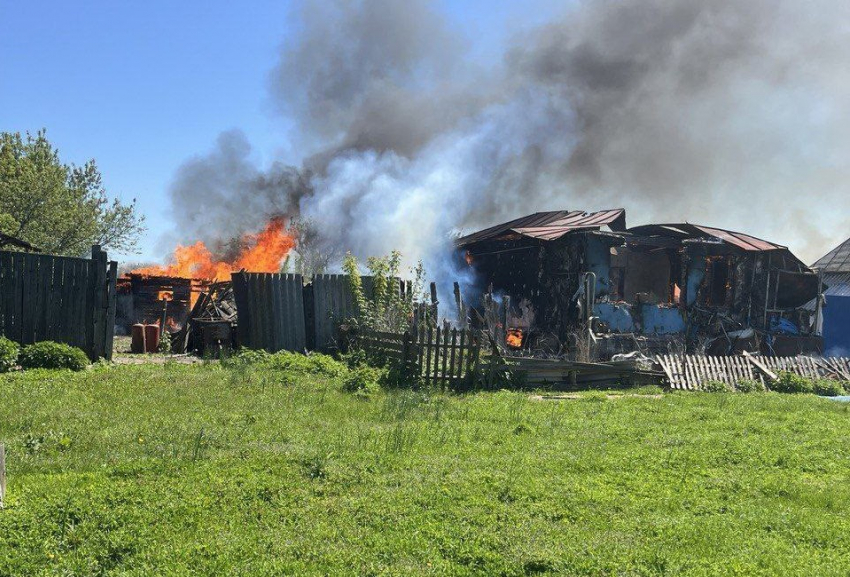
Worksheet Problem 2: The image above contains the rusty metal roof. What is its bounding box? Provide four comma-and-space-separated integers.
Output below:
626, 223, 786, 252
813, 236, 850, 273
456, 209, 626, 246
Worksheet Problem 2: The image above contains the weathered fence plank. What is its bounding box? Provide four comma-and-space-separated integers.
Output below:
657, 354, 850, 390
0, 248, 116, 360
230, 272, 307, 352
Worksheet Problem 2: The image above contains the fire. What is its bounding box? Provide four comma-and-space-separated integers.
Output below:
506, 328, 523, 348
132, 217, 295, 280
158, 291, 173, 301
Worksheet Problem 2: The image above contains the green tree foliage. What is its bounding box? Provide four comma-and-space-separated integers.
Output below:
0, 130, 145, 256
343, 251, 426, 332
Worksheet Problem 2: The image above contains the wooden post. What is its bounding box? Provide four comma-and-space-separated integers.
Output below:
0, 443, 6, 509
453, 282, 467, 330
429, 282, 438, 325
89, 245, 108, 360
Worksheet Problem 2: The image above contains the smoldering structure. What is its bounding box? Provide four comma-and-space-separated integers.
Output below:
457, 209, 823, 358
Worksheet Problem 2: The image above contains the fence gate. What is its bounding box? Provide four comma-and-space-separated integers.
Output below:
0, 246, 117, 360
231, 272, 307, 352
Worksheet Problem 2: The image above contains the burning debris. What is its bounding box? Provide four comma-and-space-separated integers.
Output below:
458, 209, 824, 360
117, 216, 297, 351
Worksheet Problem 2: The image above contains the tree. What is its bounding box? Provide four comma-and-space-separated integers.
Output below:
0, 130, 145, 256
281, 217, 336, 277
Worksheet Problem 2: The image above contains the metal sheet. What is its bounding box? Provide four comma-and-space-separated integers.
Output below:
456, 208, 626, 246
627, 223, 785, 252
813, 237, 850, 273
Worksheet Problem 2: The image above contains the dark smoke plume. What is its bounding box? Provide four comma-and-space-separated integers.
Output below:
167, 0, 850, 268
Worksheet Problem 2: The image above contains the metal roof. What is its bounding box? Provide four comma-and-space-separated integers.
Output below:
823, 272, 850, 297
456, 209, 626, 246
813, 237, 850, 273
626, 223, 786, 252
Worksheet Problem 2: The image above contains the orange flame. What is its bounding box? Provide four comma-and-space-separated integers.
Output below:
132, 217, 295, 280
506, 328, 523, 348
158, 291, 173, 301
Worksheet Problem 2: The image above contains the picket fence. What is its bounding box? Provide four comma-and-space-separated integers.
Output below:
358, 327, 481, 389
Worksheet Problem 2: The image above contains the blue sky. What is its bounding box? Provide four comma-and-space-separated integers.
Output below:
1, 0, 558, 263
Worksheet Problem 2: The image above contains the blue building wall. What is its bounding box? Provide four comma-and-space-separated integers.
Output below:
585, 236, 612, 296
823, 295, 850, 356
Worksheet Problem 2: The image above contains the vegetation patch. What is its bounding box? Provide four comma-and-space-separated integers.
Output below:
0, 336, 18, 372
1, 363, 849, 575
18, 341, 89, 371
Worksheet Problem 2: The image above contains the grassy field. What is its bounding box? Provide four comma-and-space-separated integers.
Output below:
1, 359, 849, 576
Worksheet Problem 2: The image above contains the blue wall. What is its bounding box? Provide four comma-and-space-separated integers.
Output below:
823, 295, 850, 356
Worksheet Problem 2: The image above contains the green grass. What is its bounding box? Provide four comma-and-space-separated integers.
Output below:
1, 362, 849, 576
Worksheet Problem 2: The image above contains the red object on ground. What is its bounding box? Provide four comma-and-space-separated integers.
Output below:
131, 324, 160, 353
143, 324, 160, 353
131, 324, 147, 354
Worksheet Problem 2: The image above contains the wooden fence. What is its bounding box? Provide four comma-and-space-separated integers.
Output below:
0, 246, 117, 360
311, 275, 376, 352
657, 353, 850, 390
358, 327, 481, 389
232, 272, 307, 352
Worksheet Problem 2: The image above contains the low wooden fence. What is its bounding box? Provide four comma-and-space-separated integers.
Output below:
0, 246, 117, 360
657, 353, 850, 390
358, 327, 481, 389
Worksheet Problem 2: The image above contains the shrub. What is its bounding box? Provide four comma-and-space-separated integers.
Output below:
813, 379, 846, 397
19, 341, 88, 371
0, 336, 19, 372
736, 379, 765, 393
772, 371, 814, 394
342, 365, 384, 397
702, 380, 732, 393
265, 351, 348, 378
222, 348, 271, 368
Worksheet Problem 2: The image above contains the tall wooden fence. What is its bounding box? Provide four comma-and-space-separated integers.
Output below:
0, 246, 117, 360
311, 275, 375, 352
232, 272, 306, 352
358, 327, 481, 389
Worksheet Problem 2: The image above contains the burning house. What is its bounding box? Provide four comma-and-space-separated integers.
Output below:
457, 209, 823, 358
116, 274, 203, 335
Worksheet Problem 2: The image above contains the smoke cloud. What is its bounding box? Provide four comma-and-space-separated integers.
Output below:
167, 0, 850, 272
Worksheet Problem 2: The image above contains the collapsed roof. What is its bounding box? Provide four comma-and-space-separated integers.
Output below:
456, 209, 626, 246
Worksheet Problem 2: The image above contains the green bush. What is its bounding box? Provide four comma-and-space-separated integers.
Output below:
341, 365, 384, 397
223, 349, 349, 380
736, 379, 765, 393
0, 336, 19, 372
19, 341, 88, 371
813, 378, 846, 397
702, 380, 732, 393
222, 348, 271, 368
772, 371, 814, 394
265, 351, 348, 378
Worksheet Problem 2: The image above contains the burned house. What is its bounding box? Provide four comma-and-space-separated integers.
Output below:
116, 274, 199, 335
457, 209, 822, 358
